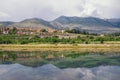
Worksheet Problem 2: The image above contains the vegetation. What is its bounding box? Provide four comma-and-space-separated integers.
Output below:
41, 29, 48, 32
0, 44, 119, 52
108, 32, 120, 36
0, 33, 119, 44
8, 27, 18, 34
65, 29, 89, 35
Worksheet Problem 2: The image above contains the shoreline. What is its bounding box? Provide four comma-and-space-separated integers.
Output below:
0, 44, 120, 52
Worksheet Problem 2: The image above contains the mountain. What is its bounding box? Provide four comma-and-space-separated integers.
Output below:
107, 19, 120, 27
51, 16, 120, 33
8, 18, 55, 29
0, 16, 120, 33
0, 21, 14, 27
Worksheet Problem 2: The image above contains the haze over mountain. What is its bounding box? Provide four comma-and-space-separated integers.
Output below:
0, 16, 120, 33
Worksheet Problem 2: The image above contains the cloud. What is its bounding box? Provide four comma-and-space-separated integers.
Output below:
0, 0, 120, 21
0, 12, 11, 20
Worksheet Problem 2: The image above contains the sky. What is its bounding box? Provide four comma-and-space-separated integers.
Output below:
0, 0, 120, 21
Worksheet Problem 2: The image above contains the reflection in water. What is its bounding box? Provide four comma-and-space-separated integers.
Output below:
0, 51, 64, 62
0, 51, 120, 68
0, 64, 120, 80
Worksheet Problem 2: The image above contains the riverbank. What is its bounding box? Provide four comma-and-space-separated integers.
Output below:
0, 44, 120, 52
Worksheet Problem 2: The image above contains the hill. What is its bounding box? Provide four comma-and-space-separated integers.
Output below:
8, 18, 55, 29
0, 16, 120, 33
0, 21, 14, 27
51, 16, 120, 33
107, 19, 120, 27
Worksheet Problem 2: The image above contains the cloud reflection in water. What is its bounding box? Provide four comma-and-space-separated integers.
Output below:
0, 64, 120, 80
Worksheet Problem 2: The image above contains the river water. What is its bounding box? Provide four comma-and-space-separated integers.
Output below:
0, 64, 120, 80
0, 51, 120, 80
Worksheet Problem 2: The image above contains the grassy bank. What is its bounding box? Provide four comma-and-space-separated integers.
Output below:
0, 44, 120, 52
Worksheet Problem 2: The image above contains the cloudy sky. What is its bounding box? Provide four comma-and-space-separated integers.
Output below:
0, 0, 120, 21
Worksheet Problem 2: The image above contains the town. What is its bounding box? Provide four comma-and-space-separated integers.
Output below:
0, 26, 87, 39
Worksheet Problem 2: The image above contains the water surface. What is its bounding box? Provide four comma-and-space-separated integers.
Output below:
0, 64, 120, 80
0, 51, 120, 80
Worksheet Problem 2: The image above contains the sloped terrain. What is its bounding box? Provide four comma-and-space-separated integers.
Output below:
0, 16, 120, 33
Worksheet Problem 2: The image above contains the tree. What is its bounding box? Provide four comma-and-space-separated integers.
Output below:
41, 29, 47, 32
100, 40, 104, 44
9, 27, 17, 34
0, 30, 2, 34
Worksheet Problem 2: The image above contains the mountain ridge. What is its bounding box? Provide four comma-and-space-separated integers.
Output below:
0, 16, 120, 33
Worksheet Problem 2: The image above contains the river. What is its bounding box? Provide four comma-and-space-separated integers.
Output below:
0, 64, 120, 80
0, 51, 120, 80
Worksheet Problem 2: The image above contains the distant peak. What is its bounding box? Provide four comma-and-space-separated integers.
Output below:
57, 16, 68, 19
24, 18, 43, 21
21, 17, 47, 23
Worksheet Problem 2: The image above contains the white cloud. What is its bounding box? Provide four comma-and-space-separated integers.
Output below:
0, 0, 120, 21
0, 12, 11, 21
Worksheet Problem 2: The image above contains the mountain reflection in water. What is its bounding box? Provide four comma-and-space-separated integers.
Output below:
0, 64, 120, 80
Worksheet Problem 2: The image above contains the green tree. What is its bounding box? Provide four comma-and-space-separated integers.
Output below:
100, 40, 104, 44
41, 29, 47, 32
9, 27, 17, 34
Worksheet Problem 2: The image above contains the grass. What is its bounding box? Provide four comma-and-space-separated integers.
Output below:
0, 44, 120, 52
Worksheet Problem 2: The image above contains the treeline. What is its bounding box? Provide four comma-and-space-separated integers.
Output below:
65, 29, 98, 35
0, 34, 120, 44
108, 32, 120, 36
